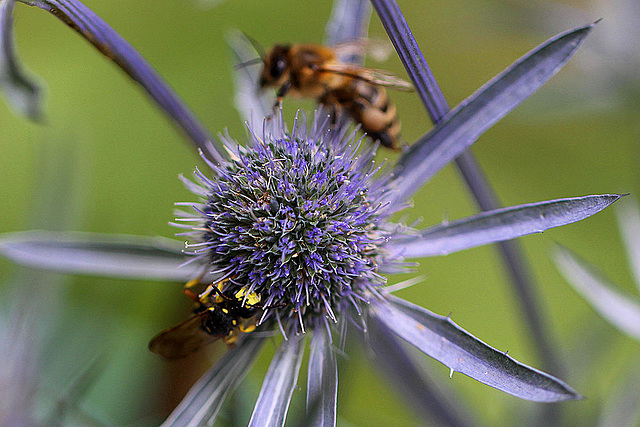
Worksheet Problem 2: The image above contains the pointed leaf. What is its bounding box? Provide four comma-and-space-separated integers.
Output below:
0, 0, 43, 120
162, 337, 264, 427
554, 246, 640, 340
372, 1, 564, 387
306, 326, 337, 427
390, 22, 596, 203
370, 295, 582, 402
0, 231, 197, 281
389, 194, 623, 258
16, 0, 223, 162
366, 315, 476, 427
249, 336, 305, 427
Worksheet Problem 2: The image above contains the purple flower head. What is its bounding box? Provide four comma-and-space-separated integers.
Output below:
0, 1, 627, 425
180, 111, 394, 331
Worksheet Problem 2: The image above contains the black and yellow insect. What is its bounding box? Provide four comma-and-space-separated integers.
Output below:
149, 279, 262, 359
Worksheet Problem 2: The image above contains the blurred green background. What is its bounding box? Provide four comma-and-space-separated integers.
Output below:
1, 0, 639, 425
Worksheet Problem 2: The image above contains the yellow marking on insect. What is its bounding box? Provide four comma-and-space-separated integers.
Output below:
223, 330, 239, 344
235, 287, 261, 306
198, 285, 214, 303
240, 322, 257, 333
222, 308, 229, 314
197, 279, 230, 303
184, 278, 200, 290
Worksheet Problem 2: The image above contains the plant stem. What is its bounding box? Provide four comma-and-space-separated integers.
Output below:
370, 0, 563, 377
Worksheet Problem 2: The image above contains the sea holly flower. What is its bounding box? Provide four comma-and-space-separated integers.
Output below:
0, 0, 625, 425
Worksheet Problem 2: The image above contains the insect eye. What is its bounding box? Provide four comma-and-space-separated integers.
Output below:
270, 58, 286, 78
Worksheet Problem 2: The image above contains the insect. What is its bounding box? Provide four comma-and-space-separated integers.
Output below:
149, 279, 262, 359
256, 42, 413, 150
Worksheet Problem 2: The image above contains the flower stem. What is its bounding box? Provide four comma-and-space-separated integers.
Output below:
20, 0, 224, 163
370, 0, 563, 378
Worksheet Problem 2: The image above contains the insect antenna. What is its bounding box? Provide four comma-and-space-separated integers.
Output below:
210, 284, 234, 302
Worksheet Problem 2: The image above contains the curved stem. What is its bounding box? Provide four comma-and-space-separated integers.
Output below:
19, 0, 224, 163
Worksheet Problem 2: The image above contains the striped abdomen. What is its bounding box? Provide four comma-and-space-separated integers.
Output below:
321, 78, 402, 150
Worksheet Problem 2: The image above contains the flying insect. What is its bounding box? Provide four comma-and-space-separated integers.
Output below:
256, 42, 413, 150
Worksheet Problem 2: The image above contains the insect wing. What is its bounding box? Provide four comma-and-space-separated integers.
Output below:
319, 63, 414, 91
331, 39, 394, 62
149, 312, 219, 359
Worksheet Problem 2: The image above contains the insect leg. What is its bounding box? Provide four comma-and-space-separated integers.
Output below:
209, 282, 234, 302
274, 80, 292, 109
222, 329, 240, 346
239, 320, 257, 333
183, 277, 203, 301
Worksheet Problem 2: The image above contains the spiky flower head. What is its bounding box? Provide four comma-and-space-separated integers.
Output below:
178, 112, 398, 333
0, 0, 627, 424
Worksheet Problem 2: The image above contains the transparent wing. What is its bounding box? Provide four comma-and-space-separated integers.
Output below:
331, 38, 393, 62
319, 63, 413, 91
149, 312, 218, 359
